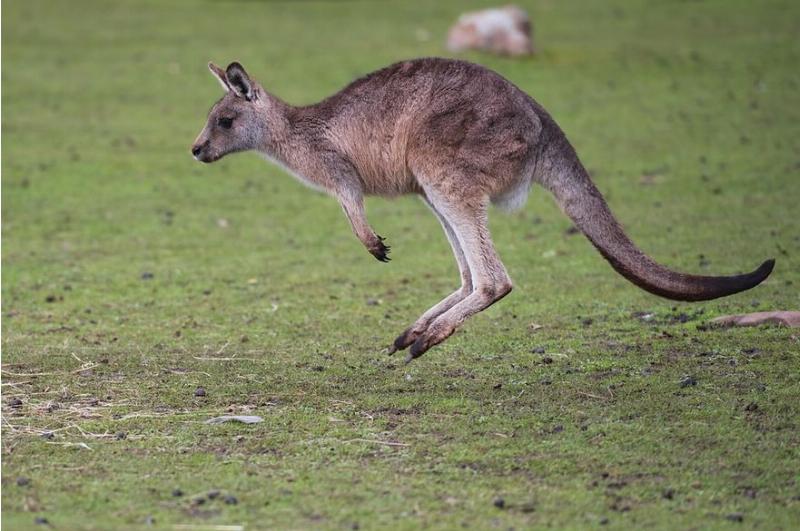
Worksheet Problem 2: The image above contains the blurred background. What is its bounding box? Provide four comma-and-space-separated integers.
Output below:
3, 0, 799, 528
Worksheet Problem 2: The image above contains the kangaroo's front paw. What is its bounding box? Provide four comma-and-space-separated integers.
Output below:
369, 235, 391, 262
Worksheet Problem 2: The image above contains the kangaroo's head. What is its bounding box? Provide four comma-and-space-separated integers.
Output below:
192, 62, 275, 163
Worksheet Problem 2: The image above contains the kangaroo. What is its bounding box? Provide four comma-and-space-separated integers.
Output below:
191, 58, 774, 363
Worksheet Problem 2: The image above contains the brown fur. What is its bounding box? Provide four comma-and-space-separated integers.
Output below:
192, 58, 774, 361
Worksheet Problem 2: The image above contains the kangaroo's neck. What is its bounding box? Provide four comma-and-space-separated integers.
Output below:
255, 95, 333, 191
254, 94, 293, 158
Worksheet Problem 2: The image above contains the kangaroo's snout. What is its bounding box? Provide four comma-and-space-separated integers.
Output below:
191, 142, 210, 162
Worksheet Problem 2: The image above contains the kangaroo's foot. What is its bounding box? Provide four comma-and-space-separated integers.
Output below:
386, 288, 470, 355
387, 323, 427, 355
405, 320, 458, 363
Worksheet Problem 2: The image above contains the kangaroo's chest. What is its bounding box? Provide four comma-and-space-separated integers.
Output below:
337, 118, 416, 196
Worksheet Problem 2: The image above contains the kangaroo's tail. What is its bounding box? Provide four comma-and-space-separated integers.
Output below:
538, 138, 774, 302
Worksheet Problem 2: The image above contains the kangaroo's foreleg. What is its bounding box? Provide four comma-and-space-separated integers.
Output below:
388, 196, 473, 354
337, 189, 391, 262
404, 193, 512, 363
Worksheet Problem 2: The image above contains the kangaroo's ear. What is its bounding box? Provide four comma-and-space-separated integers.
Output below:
208, 62, 231, 92
226, 62, 256, 101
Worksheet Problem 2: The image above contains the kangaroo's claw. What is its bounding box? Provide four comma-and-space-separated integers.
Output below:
371, 235, 391, 262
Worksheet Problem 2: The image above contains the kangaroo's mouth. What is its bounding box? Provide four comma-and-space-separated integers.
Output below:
191, 141, 220, 163
192, 150, 220, 164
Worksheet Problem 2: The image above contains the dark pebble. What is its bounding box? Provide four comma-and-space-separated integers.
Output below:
45, 295, 58, 303
194, 387, 207, 397
172, 489, 183, 497
493, 497, 505, 509
17, 477, 31, 487
726, 513, 744, 523
520, 502, 536, 513
531, 347, 545, 354
35, 517, 49, 525
679, 375, 697, 388
141, 272, 154, 280
208, 490, 221, 499
224, 495, 238, 505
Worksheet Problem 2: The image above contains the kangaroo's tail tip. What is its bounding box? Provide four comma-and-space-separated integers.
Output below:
754, 258, 776, 283
727, 258, 775, 298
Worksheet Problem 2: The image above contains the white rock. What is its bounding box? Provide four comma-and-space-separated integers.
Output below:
447, 5, 534, 57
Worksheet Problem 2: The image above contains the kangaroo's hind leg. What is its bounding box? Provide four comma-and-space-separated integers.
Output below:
388, 195, 474, 354
405, 191, 513, 362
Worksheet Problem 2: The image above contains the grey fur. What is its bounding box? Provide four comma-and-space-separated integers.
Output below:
192, 58, 774, 361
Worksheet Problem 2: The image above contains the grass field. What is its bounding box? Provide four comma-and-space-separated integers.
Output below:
3, 0, 800, 529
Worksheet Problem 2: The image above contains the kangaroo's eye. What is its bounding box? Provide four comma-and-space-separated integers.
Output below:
217, 117, 234, 129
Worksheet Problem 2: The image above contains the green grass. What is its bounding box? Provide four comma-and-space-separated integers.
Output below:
3, 0, 800, 529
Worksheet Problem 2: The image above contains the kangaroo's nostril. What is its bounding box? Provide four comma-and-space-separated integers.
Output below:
191, 145, 203, 157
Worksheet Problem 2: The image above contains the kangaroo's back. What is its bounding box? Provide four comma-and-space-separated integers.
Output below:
299, 58, 545, 197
